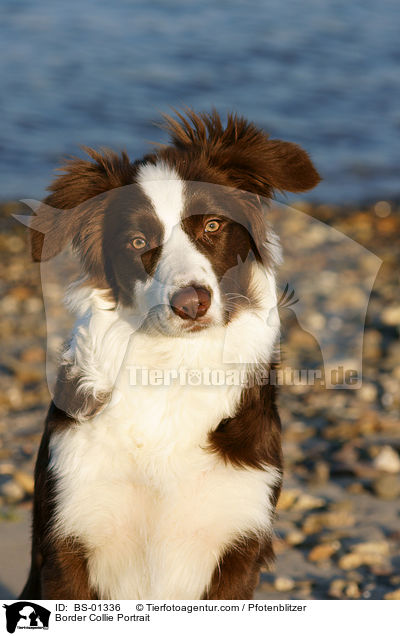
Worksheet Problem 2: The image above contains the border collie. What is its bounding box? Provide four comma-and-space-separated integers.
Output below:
20, 109, 320, 600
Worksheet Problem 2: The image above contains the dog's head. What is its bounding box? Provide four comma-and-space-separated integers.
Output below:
30, 110, 320, 336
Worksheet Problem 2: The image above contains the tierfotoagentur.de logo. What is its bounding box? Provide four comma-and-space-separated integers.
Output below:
2, 602, 51, 634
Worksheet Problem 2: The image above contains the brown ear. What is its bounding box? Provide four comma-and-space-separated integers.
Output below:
31, 148, 132, 264
249, 138, 321, 193
161, 109, 321, 196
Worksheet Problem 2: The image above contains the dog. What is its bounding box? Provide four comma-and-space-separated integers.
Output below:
20, 109, 320, 600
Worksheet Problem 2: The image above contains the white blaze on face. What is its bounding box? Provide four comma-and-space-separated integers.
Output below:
136, 162, 184, 242
135, 162, 223, 330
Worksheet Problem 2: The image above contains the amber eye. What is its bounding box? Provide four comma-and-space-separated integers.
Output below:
130, 236, 147, 250
204, 219, 221, 233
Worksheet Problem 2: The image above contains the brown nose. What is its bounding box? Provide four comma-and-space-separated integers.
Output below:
170, 286, 211, 320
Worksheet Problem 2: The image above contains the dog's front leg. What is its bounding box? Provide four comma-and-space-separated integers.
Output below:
204, 536, 273, 600
39, 538, 97, 600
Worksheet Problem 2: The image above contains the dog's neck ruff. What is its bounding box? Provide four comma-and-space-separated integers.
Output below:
61, 259, 279, 416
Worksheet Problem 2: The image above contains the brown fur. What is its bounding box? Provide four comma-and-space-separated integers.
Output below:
20, 403, 96, 600
208, 372, 282, 471
204, 536, 274, 600
157, 108, 320, 195
30, 149, 133, 261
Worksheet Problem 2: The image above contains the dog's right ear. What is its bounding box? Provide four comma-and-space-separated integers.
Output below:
161, 109, 321, 197
30, 148, 132, 262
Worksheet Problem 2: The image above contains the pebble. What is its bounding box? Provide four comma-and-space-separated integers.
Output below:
338, 553, 364, 570
329, 579, 347, 598
381, 392, 394, 408
301, 224, 331, 247
286, 530, 306, 546
6, 235, 25, 253
308, 542, 340, 562
273, 538, 288, 555
338, 542, 389, 570
288, 329, 318, 349
274, 577, 295, 592
0, 463, 15, 475
384, 589, 400, 600
353, 541, 389, 557
295, 582, 313, 598
284, 421, 316, 442
373, 446, 400, 473
4, 386, 23, 408
303, 509, 355, 535
357, 411, 381, 435
346, 483, 367, 495
9, 285, 31, 301
1, 296, 19, 313
15, 365, 43, 384
1, 479, 25, 503
363, 329, 382, 359
370, 563, 392, 576
332, 286, 367, 309
14, 470, 35, 495
24, 297, 43, 314
344, 581, 361, 599
358, 383, 378, 403
305, 311, 326, 332
20, 346, 45, 364
310, 461, 330, 485
277, 489, 299, 511
381, 306, 400, 326
373, 473, 400, 500
374, 201, 391, 217
293, 494, 325, 511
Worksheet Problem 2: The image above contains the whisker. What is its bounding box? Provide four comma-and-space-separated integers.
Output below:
225, 292, 251, 302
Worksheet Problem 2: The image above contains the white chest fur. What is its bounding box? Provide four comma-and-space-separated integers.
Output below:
50, 332, 279, 600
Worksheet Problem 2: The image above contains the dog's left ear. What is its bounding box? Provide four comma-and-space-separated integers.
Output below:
162, 109, 321, 197
29, 148, 132, 284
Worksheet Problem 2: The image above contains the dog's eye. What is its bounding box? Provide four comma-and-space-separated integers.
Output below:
130, 236, 148, 250
204, 219, 221, 233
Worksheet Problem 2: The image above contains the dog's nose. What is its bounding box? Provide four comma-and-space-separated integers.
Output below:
170, 286, 211, 320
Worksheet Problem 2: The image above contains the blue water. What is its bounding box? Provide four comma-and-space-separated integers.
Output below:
0, 0, 399, 204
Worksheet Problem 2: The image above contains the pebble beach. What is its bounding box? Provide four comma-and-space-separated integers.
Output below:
0, 199, 399, 600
